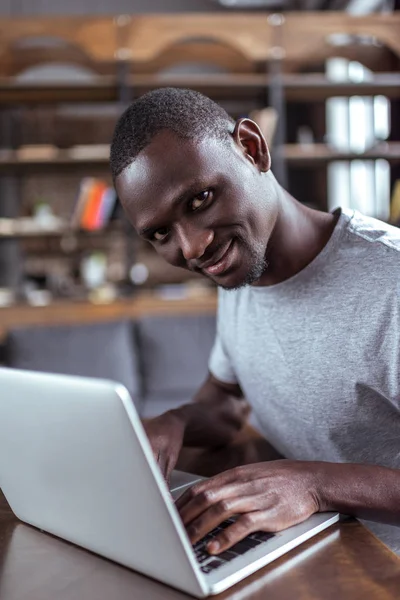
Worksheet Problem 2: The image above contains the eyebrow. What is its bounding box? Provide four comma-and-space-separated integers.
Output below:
137, 180, 207, 237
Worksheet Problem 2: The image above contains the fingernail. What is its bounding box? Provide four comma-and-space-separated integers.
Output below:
208, 541, 220, 553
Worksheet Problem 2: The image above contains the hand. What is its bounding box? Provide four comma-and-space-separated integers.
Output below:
176, 460, 321, 554
142, 412, 186, 482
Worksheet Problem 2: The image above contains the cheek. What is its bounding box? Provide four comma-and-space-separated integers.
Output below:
237, 204, 265, 243
245, 195, 276, 243
224, 177, 263, 230
157, 242, 184, 268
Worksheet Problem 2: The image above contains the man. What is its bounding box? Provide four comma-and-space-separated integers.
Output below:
111, 87, 400, 557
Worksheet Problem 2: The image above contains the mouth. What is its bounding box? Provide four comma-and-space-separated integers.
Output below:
202, 239, 235, 276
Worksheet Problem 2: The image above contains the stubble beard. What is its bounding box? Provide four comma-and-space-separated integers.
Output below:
218, 238, 268, 291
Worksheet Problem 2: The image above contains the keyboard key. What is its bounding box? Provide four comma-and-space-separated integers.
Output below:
194, 522, 275, 567
203, 530, 220, 542
195, 549, 210, 564
215, 550, 237, 562
229, 538, 262, 555
201, 559, 223, 573
250, 531, 275, 543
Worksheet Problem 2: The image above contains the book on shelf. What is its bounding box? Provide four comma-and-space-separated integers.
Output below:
70, 178, 118, 231
390, 179, 400, 226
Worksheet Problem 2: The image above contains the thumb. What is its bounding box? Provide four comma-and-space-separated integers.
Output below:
165, 450, 179, 484
157, 453, 169, 481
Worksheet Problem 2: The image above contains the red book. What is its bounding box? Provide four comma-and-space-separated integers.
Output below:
81, 181, 107, 230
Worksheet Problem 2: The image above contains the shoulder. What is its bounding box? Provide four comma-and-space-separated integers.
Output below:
339, 209, 400, 275
335, 209, 400, 294
344, 209, 400, 255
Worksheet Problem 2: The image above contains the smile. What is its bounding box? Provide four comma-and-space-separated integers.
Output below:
203, 240, 235, 276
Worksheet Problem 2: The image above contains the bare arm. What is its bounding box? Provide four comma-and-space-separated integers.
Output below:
172, 373, 249, 447
142, 373, 249, 480
176, 460, 400, 554
317, 462, 400, 525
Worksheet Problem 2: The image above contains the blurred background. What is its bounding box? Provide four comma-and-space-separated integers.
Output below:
0, 0, 399, 344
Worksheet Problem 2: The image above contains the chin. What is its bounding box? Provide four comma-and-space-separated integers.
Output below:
211, 261, 266, 291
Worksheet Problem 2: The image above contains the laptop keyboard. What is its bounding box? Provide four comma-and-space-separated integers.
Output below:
193, 518, 274, 574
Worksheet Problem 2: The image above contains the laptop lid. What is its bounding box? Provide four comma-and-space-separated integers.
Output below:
0, 368, 207, 598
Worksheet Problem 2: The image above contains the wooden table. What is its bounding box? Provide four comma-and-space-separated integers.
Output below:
1, 434, 400, 600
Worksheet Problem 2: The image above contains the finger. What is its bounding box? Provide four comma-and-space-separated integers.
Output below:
206, 510, 270, 554
178, 482, 241, 526
175, 480, 216, 511
185, 495, 266, 545
157, 452, 168, 481
175, 468, 248, 511
165, 452, 178, 484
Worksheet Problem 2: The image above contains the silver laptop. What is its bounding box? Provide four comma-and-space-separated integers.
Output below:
0, 367, 339, 597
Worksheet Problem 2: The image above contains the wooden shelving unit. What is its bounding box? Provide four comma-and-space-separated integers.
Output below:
2, 72, 400, 105
0, 12, 398, 300
0, 145, 110, 170
0, 218, 124, 239
0, 142, 399, 172
279, 73, 400, 102
283, 143, 400, 165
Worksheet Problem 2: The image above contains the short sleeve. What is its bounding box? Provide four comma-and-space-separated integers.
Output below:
208, 287, 238, 387
208, 333, 237, 384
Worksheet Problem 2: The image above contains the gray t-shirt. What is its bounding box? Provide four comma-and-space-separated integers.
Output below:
209, 207, 400, 554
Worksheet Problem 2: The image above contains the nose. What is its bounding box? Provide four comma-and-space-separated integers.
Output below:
176, 223, 214, 263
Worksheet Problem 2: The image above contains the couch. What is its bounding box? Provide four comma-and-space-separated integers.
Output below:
3, 315, 217, 419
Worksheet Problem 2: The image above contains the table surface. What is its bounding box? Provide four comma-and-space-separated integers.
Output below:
1, 434, 400, 600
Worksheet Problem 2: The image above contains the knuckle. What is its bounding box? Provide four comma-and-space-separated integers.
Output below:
188, 483, 211, 502
239, 513, 257, 529
216, 531, 229, 546
230, 466, 243, 479
193, 480, 206, 493
217, 499, 232, 514
200, 489, 214, 504
186, 485, 200, 501
188, 523, 200, 538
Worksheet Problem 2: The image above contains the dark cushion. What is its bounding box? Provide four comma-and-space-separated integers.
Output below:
136, 314, 216, 396
4, 320, 142, 407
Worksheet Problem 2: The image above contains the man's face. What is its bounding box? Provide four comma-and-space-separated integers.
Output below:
116, 125, 277, 290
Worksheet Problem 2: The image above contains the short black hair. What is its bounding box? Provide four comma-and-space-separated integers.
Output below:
110, 87, 235, 181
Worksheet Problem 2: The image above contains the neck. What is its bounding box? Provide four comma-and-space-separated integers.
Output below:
254, 188, 338, 287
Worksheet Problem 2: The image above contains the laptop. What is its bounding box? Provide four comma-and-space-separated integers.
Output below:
0, 367, 339, 597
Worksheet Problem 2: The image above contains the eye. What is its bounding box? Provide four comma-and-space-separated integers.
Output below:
152, 227, 169, 241
189, 190, 211, 211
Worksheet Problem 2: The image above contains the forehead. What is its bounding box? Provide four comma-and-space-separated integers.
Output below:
115, 130, 232, 227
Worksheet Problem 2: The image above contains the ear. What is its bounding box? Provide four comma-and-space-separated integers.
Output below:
232, 118, 271, 173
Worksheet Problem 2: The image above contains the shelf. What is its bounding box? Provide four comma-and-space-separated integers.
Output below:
1, 142, 399, 171
281, 73, 400, 101
0, 291, 218, 342
1, 72, 400, 104
137, 73, 400, 101
0, 218, 124, 239
0, 145, 110, 170
282, 143, 400, 165
0, 76, 118, 104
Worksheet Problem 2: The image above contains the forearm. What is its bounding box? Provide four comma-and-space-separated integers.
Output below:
170, 400, 246, 447
316, 462, 400, 525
